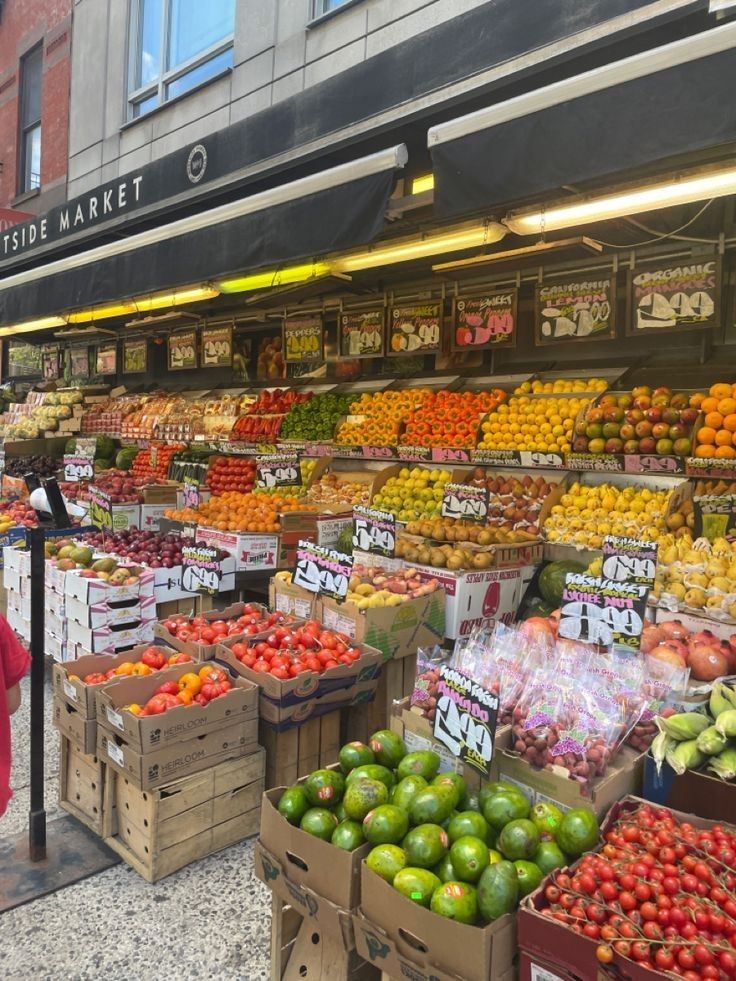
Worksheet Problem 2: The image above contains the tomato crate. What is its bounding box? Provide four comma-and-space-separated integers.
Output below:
102, 749, 264, 882
259, 709, 342, 789
58, 735, 106, 836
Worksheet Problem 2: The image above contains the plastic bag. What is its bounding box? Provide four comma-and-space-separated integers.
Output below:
626, 653, 690, 752
410, 645, 452, 722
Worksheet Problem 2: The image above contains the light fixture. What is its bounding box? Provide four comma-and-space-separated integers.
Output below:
218, 262, 333, 294
66, 285, 219, 324
411, 174, 435, 195
504, 163, 736, 236
331, 221, 507, 273
0, 315, 67, 338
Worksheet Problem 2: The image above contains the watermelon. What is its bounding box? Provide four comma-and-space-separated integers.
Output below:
521, 596, 555, 620
538, 561, 587, 606
116, 447, 139, 470
95, 436, 115, 459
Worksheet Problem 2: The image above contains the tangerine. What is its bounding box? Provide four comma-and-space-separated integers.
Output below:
715, 445, 736, 459
710, 383, 732, 400
705, 412, 724, 430
695, 444, 717, 458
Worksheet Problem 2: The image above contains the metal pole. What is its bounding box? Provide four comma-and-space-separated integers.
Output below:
28, 526, 46, 861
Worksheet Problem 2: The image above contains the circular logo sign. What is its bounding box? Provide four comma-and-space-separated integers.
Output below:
186, 144, 208, 184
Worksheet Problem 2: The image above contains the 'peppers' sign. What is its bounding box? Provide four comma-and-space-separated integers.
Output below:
283, 315, 324, 363
293, 540, 353, 600
432, 665, 499, 777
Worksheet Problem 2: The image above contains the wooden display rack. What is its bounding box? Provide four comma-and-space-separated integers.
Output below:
346, 654, 417, 743
260, 712, 341, 789
269, 895, 378, 981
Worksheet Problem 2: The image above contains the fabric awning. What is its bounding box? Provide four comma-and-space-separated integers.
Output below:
0, 145, 407, 327
428, 22, 736, 219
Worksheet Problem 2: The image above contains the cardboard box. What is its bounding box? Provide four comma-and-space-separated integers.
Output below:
320, 590, 445, 663
642, 752, 736, 822
6, 588, 30, 621
2, 567, 29, 597
45, 630, 69, 663
141, 483, 179, 505
259, 787, 370, 910
3, 545, 30, 577
46, 606, 67, 639
519, 951, 577, 981
269, 575, 322, 620
110, 503, 141, 531
97, 718, 258, 790
96, 661, 258, 753
66, 594, 150, 629
138, 504, 169, 532
103, 750, 264, 882
196, 526, 279, 571
52, 642, 178, 717
67, 617, 156, 654
7, 605, 30, 643
53, 697, 97, 754
153, 601, 270, 659
498, 746, 644, 817
357, 864, 516, 981
58, 735, 106, 835
410, 564, 526, 639
64, 567, 155, 603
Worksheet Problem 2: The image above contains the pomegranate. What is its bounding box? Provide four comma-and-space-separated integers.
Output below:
648, 644, 687, 671
687, 645, 729, 682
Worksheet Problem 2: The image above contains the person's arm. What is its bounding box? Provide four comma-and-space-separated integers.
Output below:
6, 683, 20, 715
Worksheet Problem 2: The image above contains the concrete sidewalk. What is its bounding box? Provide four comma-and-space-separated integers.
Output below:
0, 671, 271, 980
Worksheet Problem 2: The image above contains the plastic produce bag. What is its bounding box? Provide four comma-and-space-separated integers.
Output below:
410, 645, 452, 722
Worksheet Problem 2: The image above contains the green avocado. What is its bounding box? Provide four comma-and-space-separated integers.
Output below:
366, 844, 407, 884
449, 836, 490, 884
514, 860, 544, 897
497, 819, 540, 862
477, 860, 519, 922
346, 764, 395, 792
409, 786, 457, 826
368, 730, 407, 769
303, 769, 345, 807
363, 805, 409, 845
277, 786, 310, 826
433, 853, 460, 883
338, 741, 375, 774
482, 790, 531, 832
331, 820, 365, 851
300, 808, 339, 841
342, 778, 389, 821
554, 808, 599, 858
391, 775, 428, 812
430, 881, 478, 924
533, 840, 568, 875
393, 867, 441, 908
447, 810, 490, 845
403, 823, 449, 868
396, 750, 440, 782
432, 772, 467, 809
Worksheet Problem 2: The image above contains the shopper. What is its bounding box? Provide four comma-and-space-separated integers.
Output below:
0, 615, 30, 818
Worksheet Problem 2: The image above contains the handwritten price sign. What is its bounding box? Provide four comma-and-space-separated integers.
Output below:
441, 483, 490, 522
181, 475, 201, 510
256, 455, 302, 489
88, 486, 113, 531
452, 290, 517, 351
293, 540, 353, 600
182, 545, 221, 595
352, 506, 396, 558
432, 665, 499, 777
602, 535, 658, 586
558, 572, 650, 649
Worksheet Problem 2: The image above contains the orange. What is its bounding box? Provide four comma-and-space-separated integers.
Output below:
696, 427, 717, 445
710, 383, 732, 400
705, 412, 724, 430
695, 444, 717, 458
715, 429, 733, 447
701, 397, 720, 414
718, 398, 736, 416
715, 445, 736, 459
723, 414, 736, 433
689, 392, 705, 409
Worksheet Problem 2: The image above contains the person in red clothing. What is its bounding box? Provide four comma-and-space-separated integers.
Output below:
0, 616, 30, 818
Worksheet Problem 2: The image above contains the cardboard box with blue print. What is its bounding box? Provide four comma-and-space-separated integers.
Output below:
319, 589, 446, 662
642, 751, 736, 822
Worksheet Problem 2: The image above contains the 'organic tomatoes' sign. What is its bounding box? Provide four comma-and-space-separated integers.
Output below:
293, 540, 353, 600
452, 290, 517, 351
433, 665, 499, 777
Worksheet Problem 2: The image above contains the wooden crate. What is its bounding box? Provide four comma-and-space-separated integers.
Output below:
156, 594, 215, 619
345, 654, 417, 745
102, 748, 265, 882
59, 736, 105, 835
260, 712, 342, 790
270, 895, 378, 981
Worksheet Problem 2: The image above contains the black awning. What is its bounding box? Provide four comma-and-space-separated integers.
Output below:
0, 146, 405, 327
429, 26, 736, 219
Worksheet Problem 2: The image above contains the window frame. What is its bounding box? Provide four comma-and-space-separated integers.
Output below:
127, 0, 235, 120
18, 43, 43, 195
311, 0, 361, 21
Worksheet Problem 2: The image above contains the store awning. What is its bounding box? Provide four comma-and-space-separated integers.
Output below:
428, 21, 736, 219
0, 145, 407, 328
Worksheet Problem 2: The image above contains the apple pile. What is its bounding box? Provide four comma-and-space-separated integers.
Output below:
124, 665, 234, 716
76, 469, 145, 503
228, 620, 362, 680
0, 500, 38, 528
77, 648, 193, 684
75, 528, 199, 569
573, 386, 701, 457
160, 606, 299, 645
466, 470, 557, 535
642, 619, 736, 682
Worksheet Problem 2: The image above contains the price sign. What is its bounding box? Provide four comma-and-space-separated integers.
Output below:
41, 344, 61, 380
202, 324, 233, 367
352, 506, 396, 558
63, 437, 96, 482
441, 483, 490, 522
693, 494, 736, 541
452, 290, 517, 351
256, 454, 302, 489
88, 486, 113, 531
558, 572, 649, 650
0, 449, 5, 479
628, 258, 720, 336
283, 315, 324, 363
123, 338, 147, 374
293, 540, 353, 600
182, 475, 201, 510
535, 276, 615, 345
339, 309, 385, 358
168, 329, 198, 370
182, 545, 221, 595
388, 304, 441, 356
95, 343, 117, 376
432, 665, 499, 777
602, 536, 658, 586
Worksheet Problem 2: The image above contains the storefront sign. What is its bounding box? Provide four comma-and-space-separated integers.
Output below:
201, 324, 233, 367
41, 344, 61, 381
388, 304, 442, 355
441, 483, 490, 522
602, 535, 658, 586
452, 290, 517, 351
339, 309, 384, 358
535, 276, 615, 345
283, 315, 324, 363
558, 572, 649, 649
181, 475, 201, 510
256, 454, 301, 489
95, 343, 117, 376
628, 258, 720, 335
182, 544, 221, 595
88, 486, 113, 531
70, 346, 89, 379
123, 338, 148, 374
352, 505, 396, 557
432, 665, 499, 777
168, 329, 198, 370
293, 540, 353, 600
693, 494, 736, 540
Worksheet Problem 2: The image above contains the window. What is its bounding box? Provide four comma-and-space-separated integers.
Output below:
18, 45, 42, 194
128, 0, 235, 119
7, 342, 42, 378
313, 0, 355, 16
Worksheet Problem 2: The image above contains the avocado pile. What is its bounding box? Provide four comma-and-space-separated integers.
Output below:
277, 730, 600, 926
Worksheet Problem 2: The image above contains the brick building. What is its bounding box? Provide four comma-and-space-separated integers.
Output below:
0, 0, 72, 216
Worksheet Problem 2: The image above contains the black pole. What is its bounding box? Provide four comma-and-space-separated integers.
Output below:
28, 526, 46, 861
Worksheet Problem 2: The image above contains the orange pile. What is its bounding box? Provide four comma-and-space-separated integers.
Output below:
335, 390, 431, 445
694, 382, 736, 459
164, 492, 309, 533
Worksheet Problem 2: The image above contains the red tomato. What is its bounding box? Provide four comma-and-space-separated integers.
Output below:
252, 659, 270, 673
231, 643, 248, 658
270, 666, 290, 680
200, 627, 216, 644
289, 663, 309, 677
346, 648, 361, 661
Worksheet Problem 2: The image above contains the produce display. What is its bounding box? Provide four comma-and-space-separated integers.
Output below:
122, 665, 235, 715
305, 470, 372, 509
164, 491, 309, 532
129, 443, 186, 482
160, 606, 298, 645
652, 533, 736, 621
395, 530, 529, 569
399, 390, 506, 449
537, 800, 736, 978
543, 480, 672, 547
4, 454, 60, 480
371, 467, 452, 521
694, 381, 736, 459
168, 448, 214, 484
477, 394, 589, 453
73, 647, 194, 684
573, 386, 701, 456
74, 528, 197, 569
342, 564, 441, 608
76, 469, 145, 504
280, 392, 355, 441
228, 620, 362, 678
514, 377, 609, 395
206, 455, 257, 495
2, 390, 82, 439
231, 389, 311, 441
276, 731, 600, 925
335, 390, 430, 445
653, 683, 736, 779
465, 469, 558, 536
0, 500, 39, 529
43, 541, 144, 582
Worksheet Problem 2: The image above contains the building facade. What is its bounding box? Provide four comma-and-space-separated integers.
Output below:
0, 0, 72, 215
